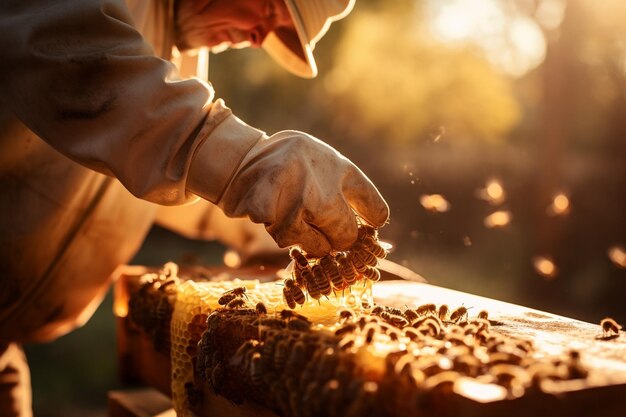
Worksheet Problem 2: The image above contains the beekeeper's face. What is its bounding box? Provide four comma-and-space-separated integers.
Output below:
176, 0, 295, 52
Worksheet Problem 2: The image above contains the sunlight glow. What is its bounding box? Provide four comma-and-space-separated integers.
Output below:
223, 250, 242, 269
425, 0, 547, 77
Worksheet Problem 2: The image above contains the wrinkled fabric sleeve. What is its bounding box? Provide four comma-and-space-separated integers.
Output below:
0, 0, 259, 205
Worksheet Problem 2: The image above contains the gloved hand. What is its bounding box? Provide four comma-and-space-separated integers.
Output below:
187, 100, 389, 256
188, 107, 389, 257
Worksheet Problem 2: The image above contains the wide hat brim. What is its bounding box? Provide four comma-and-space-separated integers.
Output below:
263, 0, 355, 79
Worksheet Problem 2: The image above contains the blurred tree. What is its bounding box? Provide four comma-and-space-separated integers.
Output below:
324, 0, 521, 144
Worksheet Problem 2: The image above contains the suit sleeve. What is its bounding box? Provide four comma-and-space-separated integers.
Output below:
0, 0, 261, 205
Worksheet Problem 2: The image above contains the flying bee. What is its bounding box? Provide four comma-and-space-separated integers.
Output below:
362, 236, 388, 259
352, 242, 378, 267
362, 266, 381, 282
450, 306, 470, 323
290, 247, 310, 270
477, 310, 489, 320
416, 303, 437, 316
218, 286, 247, 305
284, 278, 306, 305
438, 304, 449, 321
336, 253, 358, 285
255, 302, 268, 316
312, 264, 332, 297
320, 255, 345, 291
283, 286, 296, 309
600, 317, 622, 338
347, 251, 368, 273
226, 298, 247, 309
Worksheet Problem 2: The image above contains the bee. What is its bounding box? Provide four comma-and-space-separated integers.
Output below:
284, 278, 306, 305
566, 350, 588, 379
338, 335, 356, 350
273, 339, 289, 370
489, 364, 529, 389
300, 268, 321, 300
226, 298, 247, 309
385, 306, 404, 316
280, 309, 309, 322
293, 264, 310, 288
320, 255, 345, 291
416, 303, 437, 316
600, 317, 622, 337
289, 247, 310, 270
338, 308, 355, 322
438, 304, 449, 321
358, 225, 378, 240
362, 236, 387, 259
335, 323, 358, 337
477, 310, 489, 320
380, 311, 409, 328
352, 242, 378, 267
371, 306, 384, 316
336, 253, 358, 285
403, 308, 419, 324
450, 306, 470, 323
362, 266, 381, 282
286, 341, 306, 374
255, 302, 268, 316
347, 251, 368, 273
287, 319, 311, 332
417, 317, 442, 337
364, 324, 378, 344
250, 352, 264, 386
312, 264, 332, 297
283, 286, 296, 309
403, 327, 421, 341
218, 286, 247, 305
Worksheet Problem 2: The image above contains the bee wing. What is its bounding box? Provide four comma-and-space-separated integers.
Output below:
277, 260, 296, 280
379, 240, 393, 251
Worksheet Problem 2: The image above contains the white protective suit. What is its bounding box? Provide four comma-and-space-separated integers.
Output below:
0, 0, 388, 414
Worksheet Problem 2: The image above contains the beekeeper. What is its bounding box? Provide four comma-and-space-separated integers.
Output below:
0, 0, 389, 415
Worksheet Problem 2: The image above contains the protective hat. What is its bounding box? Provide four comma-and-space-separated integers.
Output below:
263, 0, 356, 78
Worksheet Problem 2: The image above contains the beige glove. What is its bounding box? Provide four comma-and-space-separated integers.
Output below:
189, 130, 389, 257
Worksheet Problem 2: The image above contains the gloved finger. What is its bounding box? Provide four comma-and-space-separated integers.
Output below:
302, 195, 359, 251
266, 214, 332, 257
342, 166, 390, 227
